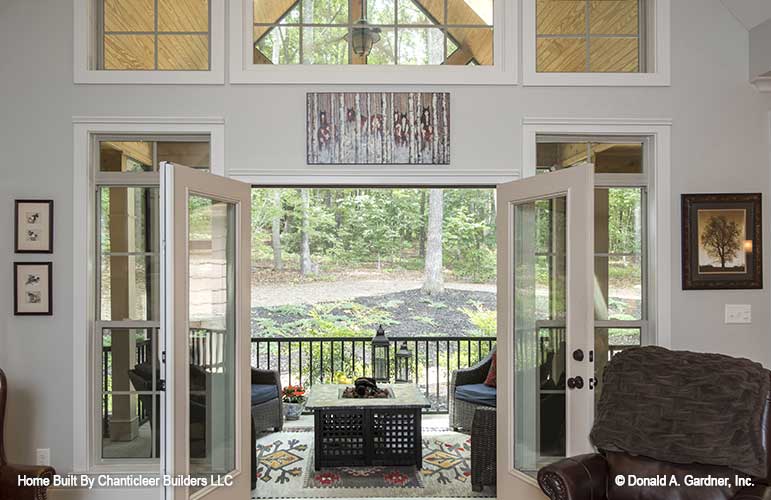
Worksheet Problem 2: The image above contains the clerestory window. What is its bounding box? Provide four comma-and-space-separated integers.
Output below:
252, 0, 494, 65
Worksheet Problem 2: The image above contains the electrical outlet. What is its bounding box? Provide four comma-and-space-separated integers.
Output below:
35, 448, 50, 466
725, 304, 752, 324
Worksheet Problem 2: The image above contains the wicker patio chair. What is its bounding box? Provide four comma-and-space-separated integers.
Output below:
449, 349, 496, 432
471, 406, 496, 492
251, 368, 283, 433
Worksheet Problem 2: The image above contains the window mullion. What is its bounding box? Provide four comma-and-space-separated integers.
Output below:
154, 0, 159, 70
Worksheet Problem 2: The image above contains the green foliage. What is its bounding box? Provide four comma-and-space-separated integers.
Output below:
251, 188, 498, 283
443, 190, 497, 282
461, 302, 497, 337
411, 316, 438, 327
266, 304, 308, 316
254, 301, 398, 339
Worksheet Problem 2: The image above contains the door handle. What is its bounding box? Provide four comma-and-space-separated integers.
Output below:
567, 376, 584, 390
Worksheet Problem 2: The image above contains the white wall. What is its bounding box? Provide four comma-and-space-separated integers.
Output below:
750, 19, 771, 79
0, 0, 769, 477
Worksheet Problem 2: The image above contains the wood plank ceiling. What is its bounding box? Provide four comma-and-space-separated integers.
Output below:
536, 0, 640, 73
103, 0, 209, 70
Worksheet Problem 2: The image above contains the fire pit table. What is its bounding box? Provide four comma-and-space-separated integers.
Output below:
305, 383, 431, 470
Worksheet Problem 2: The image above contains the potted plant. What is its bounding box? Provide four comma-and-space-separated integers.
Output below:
282, 385, 306, 420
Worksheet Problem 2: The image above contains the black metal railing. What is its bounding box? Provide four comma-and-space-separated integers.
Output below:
251, 336, 497, 413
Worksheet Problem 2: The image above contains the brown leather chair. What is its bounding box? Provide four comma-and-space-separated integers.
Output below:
0, 368, 56, 500
537, 373, 771, 500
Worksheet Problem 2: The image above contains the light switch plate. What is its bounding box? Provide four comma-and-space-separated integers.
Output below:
725, 304, 752, 324
36, 448, 50, 466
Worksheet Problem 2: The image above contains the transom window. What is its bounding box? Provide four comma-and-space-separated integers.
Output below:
536, 0, 644, 73
99, 0, 211, 70
253, 0, 494, 65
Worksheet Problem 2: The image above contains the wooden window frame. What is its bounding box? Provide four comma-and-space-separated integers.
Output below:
522, 0, 671, 86
74, 0, 225, 84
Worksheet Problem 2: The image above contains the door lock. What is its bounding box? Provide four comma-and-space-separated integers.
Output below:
589, 377, 599, 390
567, 376, 584, 390
572, 349, 584, 362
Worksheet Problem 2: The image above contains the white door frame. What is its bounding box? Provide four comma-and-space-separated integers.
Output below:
496, 164, 595, 494
522, 118, 672, 349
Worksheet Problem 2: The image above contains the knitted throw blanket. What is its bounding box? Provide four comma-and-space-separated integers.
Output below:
590, 346, 770, 477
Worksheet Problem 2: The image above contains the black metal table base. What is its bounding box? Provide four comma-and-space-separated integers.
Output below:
313, 407, 423, 470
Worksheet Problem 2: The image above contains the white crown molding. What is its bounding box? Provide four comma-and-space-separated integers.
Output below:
229, 169, 520, 186
73, 116, 225, 125
523, 117, 673, 127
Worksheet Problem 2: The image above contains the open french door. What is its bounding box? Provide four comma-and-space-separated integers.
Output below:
161, 163, 252, 500
496, 164, 595, 496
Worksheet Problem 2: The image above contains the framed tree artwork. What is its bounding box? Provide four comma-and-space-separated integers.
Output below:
14, 262, 53, 316
681, 193, 762, 290
14, 200, 54, 253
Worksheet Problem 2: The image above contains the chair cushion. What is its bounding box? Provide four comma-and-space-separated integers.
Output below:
484, 352, 497, 388
251, 384, 279, 406
455, 383, 496, 407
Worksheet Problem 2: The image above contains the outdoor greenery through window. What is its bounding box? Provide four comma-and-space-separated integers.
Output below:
99, 0, 211, 70
96, 138, 209, 463
249, 188, 496, 410
536, 0, 643, 73
253, 0, 494, 65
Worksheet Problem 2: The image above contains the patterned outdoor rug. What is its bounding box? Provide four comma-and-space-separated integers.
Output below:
252, 429, 494, 498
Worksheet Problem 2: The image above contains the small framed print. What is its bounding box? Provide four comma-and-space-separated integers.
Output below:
14, 262, 53, 316
14, 200, 54, 253
682, 193, 763, 290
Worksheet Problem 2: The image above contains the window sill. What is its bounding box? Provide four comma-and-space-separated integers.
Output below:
229, 64, 517, 85
74, 69, 225, 85
522, 71, 670, 87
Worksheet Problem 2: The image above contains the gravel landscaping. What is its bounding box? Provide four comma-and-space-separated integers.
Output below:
251, 288, 496, 338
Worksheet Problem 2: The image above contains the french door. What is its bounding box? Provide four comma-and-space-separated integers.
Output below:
161, 163, 252, 500
496, 164, 595, 494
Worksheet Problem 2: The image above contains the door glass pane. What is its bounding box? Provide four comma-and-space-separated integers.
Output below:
187, 195, 237, 490
594, 188, 644, 321
513, 195, 567, 476
100, 142, 154, 172
101, 327, 160, 459
594, 327, 641, 401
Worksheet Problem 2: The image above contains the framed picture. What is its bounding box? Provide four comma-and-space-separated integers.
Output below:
307, 92, 450, 165
14, 200, 54, 253
13, 262, 53, 316
681, 193, 762, 290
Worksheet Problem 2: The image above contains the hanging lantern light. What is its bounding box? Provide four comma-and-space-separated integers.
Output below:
371, 324, 390, 382
395, 342, 412, 383
348, 18, 382, 57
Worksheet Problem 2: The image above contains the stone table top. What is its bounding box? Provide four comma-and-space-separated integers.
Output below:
305, 383, 431, 409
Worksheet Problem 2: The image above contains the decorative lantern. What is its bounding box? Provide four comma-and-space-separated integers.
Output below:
348, 18, 382, 57
395, 342, 412, 383
371, 325, 390, 382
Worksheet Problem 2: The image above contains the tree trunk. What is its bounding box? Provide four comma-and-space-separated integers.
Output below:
422, 188, 444, 294
300, 188, 315, 276
271, 189, 283, 271
418, 190, 427, 257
